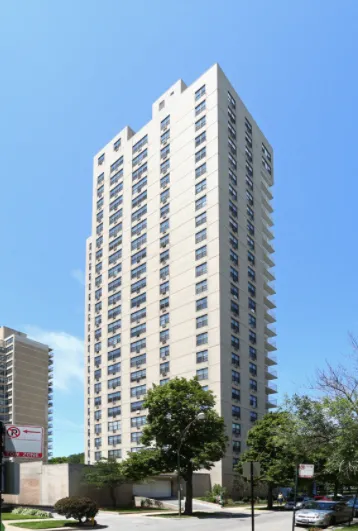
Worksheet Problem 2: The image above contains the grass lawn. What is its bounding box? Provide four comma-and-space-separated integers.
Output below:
2, 515, 51, 521
101, 506, 168, 513
11, 521, 78, 529
147, 511, 243, 519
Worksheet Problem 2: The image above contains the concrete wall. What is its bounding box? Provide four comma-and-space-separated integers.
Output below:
4, 462, 132, 508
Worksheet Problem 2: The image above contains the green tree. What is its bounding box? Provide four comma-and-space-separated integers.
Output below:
84, 458, 127, 507
238, 411, 296, 508
48, 452, 84, 464
139, 377, 228, 514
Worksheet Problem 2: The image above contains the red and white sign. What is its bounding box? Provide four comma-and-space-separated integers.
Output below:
299, 464, 315, 478
4, 425, 44, 458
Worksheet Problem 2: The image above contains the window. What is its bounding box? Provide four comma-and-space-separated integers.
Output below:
247, 206, 254, 221
196, 314, 208, 328
160, 173, 170, 188
96, 236, 103, 249
132, 176, 147, 195
197, 367, 208, 380
130, 339, 146, 353
161, 115, 170, 130
196, 279, 207, 294
249, 330, 257, 344
132, 220, 147, 238
229, 169, 237, 186
96, 210, 103, 224
132, 162, 147, 182
228, 138, 237, 156
195, 147, 206, 163
160, 203, 170, 219
250, 395, 258, 408
109, 264, 121, 279
110, 196, 123, 212
110, 183, 123, 199
195, 84, 206, 100
232, 370, 240, 385
160, 219, 170, 234
94, 396, 102, 407
132, 205, 147, 223
131, 368, 146, 382
109, 449, 122, 459
262, 143, 272, 162
196, 349, 208, 363
231, 318, 240, 334
97, 173, 104, 186
108, 349, 121, 362
159, 297, 169, 310
245, 146, 253, 162
108, 278, 121, 292
229, 200, 237, 217
161, 144, 170, 159
160, 378, 170, 386
131, 400, 144, 412
160, 250, 169, 264
230, 217, 238, 234
262, 157, 272, 174
246, 175, 254, 191
131, 432, 142, 444
108, 420, 121, 432
195, 212, 206, 227
113, 138, 121, 151
131, 234, 147, 252
161, 130, 170, 144
160, 329, 169, 343
160, 345, 170, 358
232, 388, 240, 401
131, 263, 146, 280
130, 384, 146, 398
195, 100, 206, 116
228, 108, 236, 123
230, 234, 238, 250
160, 361, 170, 374
160, 281, 169, 295
159, 100, 165, 110
231, 284, 239, 301
108, 406, 121, 418
245, 117, 252, 133
133, 134, 148, 154
95, 301, 102, 313
160, 159, 170, 174
196, 263, 207, 277
247, 221, 255, 236
195, 131, 206, 147
248, 282, 256, 297
160, 313, 169, 327
195, 116, 206, 131
232, 352, 240, 367
131, 248, 147, 265
228, 91, 236, 108
132, 191, 147, 210
108, 391, 121, 403
232, 422, 241, 436
248, 251, 255, 266
195, 163, 206, 178
108, 334, 121, 347
131, 308, 146, 323
108, 248, 122, 265
108, 319, 121, 334
249, 362, 257, 376
110, 169, 123, 187
95, 437, 102, 448
98, 154, 104, 165
250, 379, 257, 392
160, 265, 169, 280
250, 412, 258, 423
232, 405, 241, 419
131, 416, 147, 428
247, 237, 255, 252
249, 346, 257, 360
230, 249, 238, 266
109, 222, 122, 239
130, 323, 146, 337
195, 245, 207, 260
95, 288, 102, 301
196, 297, 207, 311
160, 189, 170, 203
108, 292, 121, 306
230, 266, 238, 283
132, 149, 147, 167
195, 228, 207, 244
196, 333, 208, 346
229, 185, 237, 201
231, 335, 240, 350
249, 314, 256, 328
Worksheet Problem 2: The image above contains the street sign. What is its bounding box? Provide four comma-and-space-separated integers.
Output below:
4, 425, 43, 458
242, 461, 261, 480
298, 464, 314, 478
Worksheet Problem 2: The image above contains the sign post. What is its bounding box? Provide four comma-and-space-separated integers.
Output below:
292, 464, 315, 531
4, 425, 43, 459
243, 462, 261, 531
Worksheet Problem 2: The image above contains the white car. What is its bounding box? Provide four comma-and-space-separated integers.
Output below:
295, 501, 352, 527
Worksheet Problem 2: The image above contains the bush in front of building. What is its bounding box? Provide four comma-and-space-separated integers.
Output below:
54, 497, 98, 523
12, 507, 53, 517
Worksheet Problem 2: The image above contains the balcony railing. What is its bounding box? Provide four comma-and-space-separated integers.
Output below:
265, 324, 277, 338
265, 366, 278, 379
264, 281, 276, 296
263, 252, 275, 268
264, 295, 276, 310
265, 337, 277, 352
261, 179, 273, 201
266, 382, 278, 394
266, 396, 278, 408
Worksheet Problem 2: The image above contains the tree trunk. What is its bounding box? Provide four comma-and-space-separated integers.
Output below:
184, 471, 193, 515
267, 483, 273, 510
334, 480, 339, 499
110, 486, 117, 507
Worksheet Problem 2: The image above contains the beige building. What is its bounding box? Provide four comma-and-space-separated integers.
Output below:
0, 326, 53, 460
85, 63, 277, 489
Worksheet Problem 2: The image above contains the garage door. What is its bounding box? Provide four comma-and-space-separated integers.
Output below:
133, 480, 172, 498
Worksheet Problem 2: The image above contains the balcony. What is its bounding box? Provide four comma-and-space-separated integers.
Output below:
266, 396, 277, 409
261, 168, 273, 189
262, 223, 274, 241
261, 194, 273, 215
265, 366, 278, 380
263, 252, 275, 268
265, 324, 277, 338
265, 337, 277, 352
263, 266, 275, 283
264, 295, 276, 310
262, 206, 274, 228
261, 180, 273, 201
262, 236, 274, 255
264, 281, 276, 296
265, 353, 278, 366
266, 381, 278, 394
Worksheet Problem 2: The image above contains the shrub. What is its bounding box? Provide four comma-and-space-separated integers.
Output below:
54, 497, 98, 523
140, 498, 153, 508
12, 508, 52, 518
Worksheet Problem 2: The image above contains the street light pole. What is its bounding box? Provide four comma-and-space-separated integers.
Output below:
177, 412, 205, 517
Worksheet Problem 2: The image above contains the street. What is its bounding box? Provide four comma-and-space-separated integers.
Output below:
95, 509, 295, 531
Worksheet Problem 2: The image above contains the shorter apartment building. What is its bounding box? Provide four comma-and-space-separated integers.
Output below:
0, 326, 53, 460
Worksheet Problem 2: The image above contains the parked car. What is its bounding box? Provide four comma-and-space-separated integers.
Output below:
295, 501, 352, 527
347, 497, 358, 517
284, 496, 312, 510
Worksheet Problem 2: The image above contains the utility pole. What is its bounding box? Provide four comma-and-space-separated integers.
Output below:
250, 461, 255, 531
292, 465, 298, 531
0, 421, 4, 531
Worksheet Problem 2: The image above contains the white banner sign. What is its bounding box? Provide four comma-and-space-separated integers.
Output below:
299, 464, 314, 478
4, 425, 44, 459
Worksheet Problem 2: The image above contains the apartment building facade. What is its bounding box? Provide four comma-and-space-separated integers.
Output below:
0, 326, 53, 460
85, 64, 277, 487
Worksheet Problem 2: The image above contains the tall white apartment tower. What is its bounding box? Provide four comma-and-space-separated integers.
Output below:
85, 64, 277, 488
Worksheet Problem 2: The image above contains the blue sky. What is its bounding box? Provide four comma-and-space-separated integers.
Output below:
1, 0, 357, 456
